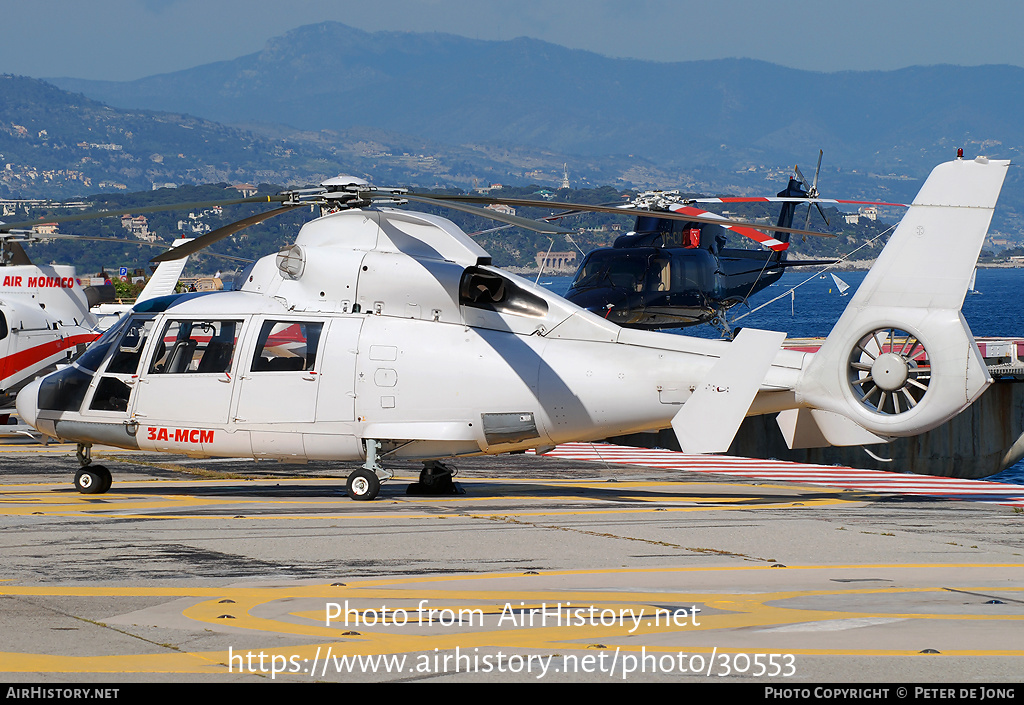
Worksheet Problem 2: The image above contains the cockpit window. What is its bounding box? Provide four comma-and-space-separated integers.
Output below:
72, 314, 131, 372
106, 318, 155, 375
148, 320, 240, 374
572, 250, 711, 296
38, 316, 135, 413
459, 267, 548, 318
572, 251, 650, 292
87, 317, 156, 412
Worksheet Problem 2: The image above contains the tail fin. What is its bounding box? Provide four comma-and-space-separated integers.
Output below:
791, 156, 1009, 444
136, 239, 190, 303
775, 178, 806, 232
771, 177, 807, 262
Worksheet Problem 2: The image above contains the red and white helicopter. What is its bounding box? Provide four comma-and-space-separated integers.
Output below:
0, 227, 197, 410
13, 155, 1008, 499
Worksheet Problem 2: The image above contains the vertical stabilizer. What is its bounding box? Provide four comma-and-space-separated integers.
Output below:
794, 156, 1009, 441
136, 239, 190, 303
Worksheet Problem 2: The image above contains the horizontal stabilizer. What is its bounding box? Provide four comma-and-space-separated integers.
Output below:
673, 328, 785, 453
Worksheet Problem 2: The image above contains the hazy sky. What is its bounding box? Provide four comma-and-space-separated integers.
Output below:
3, 0, 1023, 81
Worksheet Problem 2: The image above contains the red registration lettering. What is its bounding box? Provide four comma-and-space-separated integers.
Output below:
147, 427, 214, 444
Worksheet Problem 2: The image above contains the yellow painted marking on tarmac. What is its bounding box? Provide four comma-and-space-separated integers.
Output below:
2, 564, 1023, 673
0, 473, 854, 519
0, 498, 848, 520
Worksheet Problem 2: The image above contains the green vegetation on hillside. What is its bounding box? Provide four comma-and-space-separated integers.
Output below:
11, 182, 903, 278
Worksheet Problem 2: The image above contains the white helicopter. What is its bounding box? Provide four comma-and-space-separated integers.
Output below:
15, 155, 1008, 499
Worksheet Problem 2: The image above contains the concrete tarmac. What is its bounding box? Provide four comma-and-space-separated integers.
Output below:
1, 440, 1023, 683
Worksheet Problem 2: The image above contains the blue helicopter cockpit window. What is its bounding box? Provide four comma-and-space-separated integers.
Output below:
572, 249, 714, 298
572, 251, 652, 292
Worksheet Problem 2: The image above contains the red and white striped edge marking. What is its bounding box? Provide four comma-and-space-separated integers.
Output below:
668, 205, 788, 252
530, 443, 1024, 508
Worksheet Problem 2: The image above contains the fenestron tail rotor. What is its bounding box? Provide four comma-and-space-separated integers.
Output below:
847, 327, 931, 415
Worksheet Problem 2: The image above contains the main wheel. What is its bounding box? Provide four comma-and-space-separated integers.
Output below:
74, 467, 109, 495
346, 469, 381, 501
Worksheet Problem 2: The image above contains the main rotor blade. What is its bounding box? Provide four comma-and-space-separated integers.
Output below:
668, 205, 789, 251
150, 205, 302, 262
467, 206, 594, 237
0, 232, 251, 265
396, 194, 574, 235
0, 195, 288, 233
417, 193, 834, 239
690, 197, 908, 207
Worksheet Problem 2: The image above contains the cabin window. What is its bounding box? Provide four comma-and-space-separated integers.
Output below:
89, 377, 132, 412
250, 320, 324, 372
148, 320, 240, 375
459, 267, 548, 318
0, 311, 7, 342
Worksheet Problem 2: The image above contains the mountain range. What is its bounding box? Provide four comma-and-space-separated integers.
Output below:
49, 22, 1024, 177
1, 21, 1020, 239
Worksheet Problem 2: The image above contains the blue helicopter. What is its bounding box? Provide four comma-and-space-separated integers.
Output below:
562, 172, 830, 331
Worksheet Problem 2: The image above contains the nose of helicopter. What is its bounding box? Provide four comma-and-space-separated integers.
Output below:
16, 378, 42, 430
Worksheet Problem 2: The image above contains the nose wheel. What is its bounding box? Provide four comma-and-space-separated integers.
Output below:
74, 465, 112, 494
74, 443, 112, 494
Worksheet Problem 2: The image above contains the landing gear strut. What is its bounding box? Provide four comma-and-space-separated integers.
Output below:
74, 443, 112, 494
346, 439, 391, 501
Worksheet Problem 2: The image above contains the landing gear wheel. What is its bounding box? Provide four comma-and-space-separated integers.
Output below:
346, 469, 381, 501
74, 466, 110, 495
95, 465, 112, 494
407, 461, 464, 495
